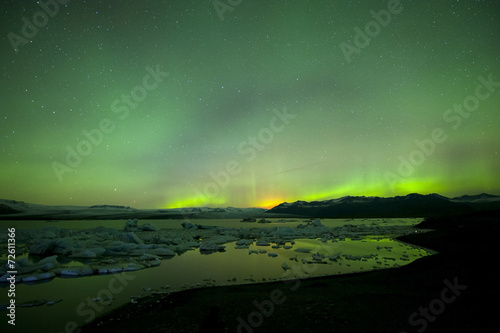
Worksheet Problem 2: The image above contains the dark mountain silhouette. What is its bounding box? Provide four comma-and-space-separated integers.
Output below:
0, 203, 20, 214
1, 193, 499, 219
266, 193, 500, 218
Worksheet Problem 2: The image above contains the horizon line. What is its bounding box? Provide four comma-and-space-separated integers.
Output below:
2, 191, 499, 211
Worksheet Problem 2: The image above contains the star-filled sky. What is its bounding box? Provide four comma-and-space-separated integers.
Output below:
1, 0, 499, 209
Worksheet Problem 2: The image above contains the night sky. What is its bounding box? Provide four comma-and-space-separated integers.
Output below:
1, 0, 499, 209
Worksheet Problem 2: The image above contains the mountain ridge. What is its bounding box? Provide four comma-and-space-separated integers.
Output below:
1, 193, 500, 219
266, 193, 500, 218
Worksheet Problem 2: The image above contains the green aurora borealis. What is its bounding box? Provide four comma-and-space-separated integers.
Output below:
1, 0, 499, 209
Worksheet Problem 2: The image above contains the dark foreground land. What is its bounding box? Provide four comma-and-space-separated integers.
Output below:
80, 211, 500, 333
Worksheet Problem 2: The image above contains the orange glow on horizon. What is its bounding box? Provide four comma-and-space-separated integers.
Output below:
257, 198, 285, 210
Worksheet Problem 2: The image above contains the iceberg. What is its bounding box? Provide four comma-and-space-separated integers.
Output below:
281, 262, 291, 270
200, 242, 226, 253
328, 252, 342, 261
57, 267, 94, 276
121, 232, 143, 244
144, 248, 175, 256
22, 272, 56, 282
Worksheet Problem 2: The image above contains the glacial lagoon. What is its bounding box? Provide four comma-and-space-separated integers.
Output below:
0, 218, 433, 332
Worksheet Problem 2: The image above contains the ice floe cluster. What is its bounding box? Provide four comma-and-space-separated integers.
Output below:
1, 218, 417, 284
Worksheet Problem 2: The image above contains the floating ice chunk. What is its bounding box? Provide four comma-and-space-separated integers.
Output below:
22, 272, 56, 282
97, 267, 125, 274
184, 241, 201, 248
344, 254, 362, 260
29, 239, 54, 255
145, 248, 175, 256
270, 227, 295, 237
13, 255, 60, 274
312, 219, 323, 227
57, 267, 94, 276
312, 252, 324, 261
172, 238, 183, 245
70, 250, 97, 258
44, 231, 57, 238
138, 253, 160, 261
124, 218, 138, 231
181, 221, 198, 229
46, 299, 63, 306
142, 259, 160, 268
139, 223, 157, 231
200, 242, 225, 252
107, 241, 126, 247
328, 252, 342, 261
281, 262, 291, 270
0, 273, 22, 283
90, 247, 106, 256
210, 235, 239, 244
121, 232, 143, 244
297, 219, 324, 229
236, 239, 254, 246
